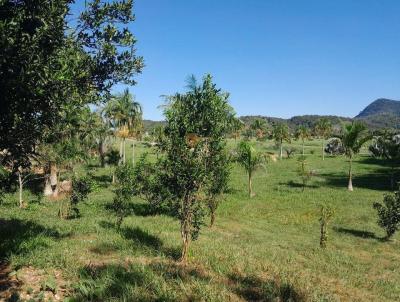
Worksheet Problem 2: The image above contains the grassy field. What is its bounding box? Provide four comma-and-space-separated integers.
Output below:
1, 139, 399, 301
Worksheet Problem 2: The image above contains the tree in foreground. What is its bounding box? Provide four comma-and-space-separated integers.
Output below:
373, 190, 400, 240
236, 141, 266, 197
140, 74, 235, 263
338, 121, 370, 191
295, 125, 311, 155
314, 118, 332, 160
272, 123, 291, 159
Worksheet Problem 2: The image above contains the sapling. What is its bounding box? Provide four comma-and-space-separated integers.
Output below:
112, 163, 136, 230
297, 156, 312, 191
59, 175, 92, 219
373, 190, 400, 240
319, 204, 334, 248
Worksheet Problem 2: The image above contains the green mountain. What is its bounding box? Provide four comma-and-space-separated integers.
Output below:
355, 98, 400, 129
356, 98, 400, 118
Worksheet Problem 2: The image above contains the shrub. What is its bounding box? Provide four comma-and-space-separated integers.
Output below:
373, 190, 400, 239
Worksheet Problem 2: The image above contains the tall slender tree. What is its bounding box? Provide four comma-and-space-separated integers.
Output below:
272, 123, 291, 159
338, 121, 370, 191
295, 125, 311, 155
103, 89, 142, 164
236, 141, 266, 197
314, 118, 332, 160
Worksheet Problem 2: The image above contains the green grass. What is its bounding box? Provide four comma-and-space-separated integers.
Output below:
1, 139, 399, 301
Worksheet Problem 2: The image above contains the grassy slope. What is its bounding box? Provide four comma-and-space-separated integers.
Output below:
1, 139, 399, 301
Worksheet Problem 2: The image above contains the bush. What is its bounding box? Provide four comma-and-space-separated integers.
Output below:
373, 190, 400, 239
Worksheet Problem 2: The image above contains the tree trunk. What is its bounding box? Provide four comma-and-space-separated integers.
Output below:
180, 217, 191, 263
123, 138, 126, 164
50, 163, 58, 197
348, 157, 353, 191
279, 140, 283, 160
248, 173, 254, 197
18, 172, 23, 208
99, 139, 105, 168
210, 210, 215, 227
43, 163, 52, 196
302, 140, 305, 155
119, 139, 124, 165
131, 140, 135, 165
322, 139, 325, 160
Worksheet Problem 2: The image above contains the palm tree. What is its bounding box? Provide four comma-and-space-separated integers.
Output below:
103, 89, 142, 164
338, 121, 370, 191
250, 118, 268, 140
236, 141, 266, 197
295, 125, 311, 155
272, 122, 291, 159
314, 118, 332, 160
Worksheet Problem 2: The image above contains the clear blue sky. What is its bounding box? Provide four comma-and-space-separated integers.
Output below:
74, 0, 400, 120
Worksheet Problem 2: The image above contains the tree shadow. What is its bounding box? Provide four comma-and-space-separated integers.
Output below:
279, 181, 320, 190
89, 174, 111, 188
333, 227, 383, 240
0, 218, 71, 260
228, 273, 306, 302
121, 226, 180, 260
320, 171, 392, 191
122, 227, 163, 250
104, 201, 174, 218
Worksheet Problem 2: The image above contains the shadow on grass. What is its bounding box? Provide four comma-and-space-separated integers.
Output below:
228, 273, 306, 302
333, 227, 384, 241
104, 201, 173, 218
122, 226, 180, 260
90, 174, 112, 188
320, 171, 392, 191
279, 181, 320, 190
0, 218, 71, 260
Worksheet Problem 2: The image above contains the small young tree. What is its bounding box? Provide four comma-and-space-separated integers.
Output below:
105, 149, 121, 183
373, 190, 400, 240
314, 118, 332, 160
297, 156, 312, 192
236, 141, 266, 198
295, 125, 311, 155
139, 74, 235, 263
272, 123, 291, 159
112, 163, 136, 230
59, 175, 92, 219
319, 204, 334, 248
338, 121, 370, 191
